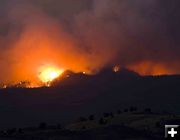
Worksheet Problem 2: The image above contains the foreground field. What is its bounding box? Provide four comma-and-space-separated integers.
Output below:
1, 112, 179, 140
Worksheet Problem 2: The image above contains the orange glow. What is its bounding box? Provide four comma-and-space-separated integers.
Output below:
113, 65, 120, 72
0, 10, 179, 87
38, 66, 64, 83
0, 21, 95, 86
127, 61, 175, 76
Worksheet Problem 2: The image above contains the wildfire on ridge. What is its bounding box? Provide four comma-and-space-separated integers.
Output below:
38, 66, 64, 85
127, 61, 176, 76
113, 65, 120, 73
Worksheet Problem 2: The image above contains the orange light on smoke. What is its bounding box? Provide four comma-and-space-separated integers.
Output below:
127, 61, 174, 76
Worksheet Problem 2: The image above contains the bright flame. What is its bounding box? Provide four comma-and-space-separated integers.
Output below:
113, 65, 120, 72
38, 67, 64, 83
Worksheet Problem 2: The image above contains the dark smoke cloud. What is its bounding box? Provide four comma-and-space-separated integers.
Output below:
73, 0, 180, 73
0, 0, 180, 83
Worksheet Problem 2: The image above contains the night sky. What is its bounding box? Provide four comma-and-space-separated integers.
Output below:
0, 0, 180, 84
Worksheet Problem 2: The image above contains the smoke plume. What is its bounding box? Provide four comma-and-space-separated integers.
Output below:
0, 0, 180, 84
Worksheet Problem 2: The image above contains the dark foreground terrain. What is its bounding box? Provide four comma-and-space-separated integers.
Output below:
1, 111, 179, 140
0, 68, 180, 139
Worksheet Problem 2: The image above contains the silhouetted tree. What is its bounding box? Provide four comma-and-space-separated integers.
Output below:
13, 81, 31, 88
82, 126, 86, 130
103, 112, 110, 118
134, 106, 138, 112
162, 110, 170, 115
57, 123, 62, 129
156, 122, 161, 128
18, 128, 23, 134
78, 117, 87, 122
130, 106, 137, 112
144, 108, 152, 113
0, 130, 6, 136
89, 115, 95, 121
124, 109, 129, 113
39, 122, 47, 130
110, 112, 114, 118
99, 118, 107, 125
117, 110, 122, 114
6, 128, 16, 135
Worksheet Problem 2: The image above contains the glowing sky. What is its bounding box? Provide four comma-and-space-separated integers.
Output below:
0, 0, 180, 84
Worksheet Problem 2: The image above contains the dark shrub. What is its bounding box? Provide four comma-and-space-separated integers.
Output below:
89, 115, 95, 121
18, 128, 23, 134
57, 123, 62, 129
99, 118, 107, 125
6, 128, 16, 135
39, 122, 47, 130
103, 112, 110, 118
110, 112, 114, 118
130, 106, 137, 112
144, 108, 152, 113
124, 109, 129, 112
82, 126, 86, 130
78, 117, 87, 122
117, 110, 121, 114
